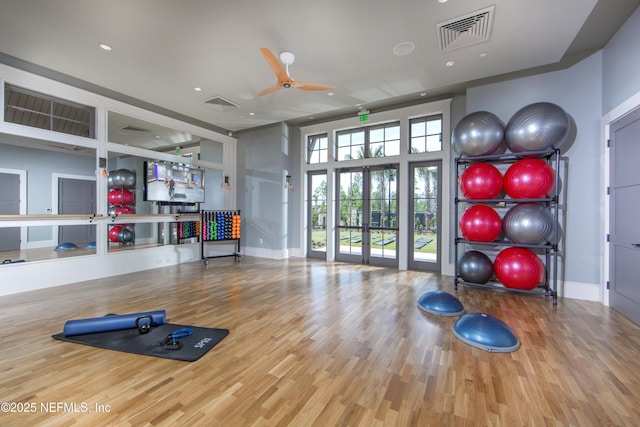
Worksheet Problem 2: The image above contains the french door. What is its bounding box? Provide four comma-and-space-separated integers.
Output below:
335, 165, 398, 267
408, 161, 441, 272
307, 171, 328, 259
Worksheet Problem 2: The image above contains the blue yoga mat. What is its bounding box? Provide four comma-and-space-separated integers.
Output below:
63, 310, 166, 336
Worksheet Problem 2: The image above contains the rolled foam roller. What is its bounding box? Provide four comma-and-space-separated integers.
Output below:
62, 310, 166, 336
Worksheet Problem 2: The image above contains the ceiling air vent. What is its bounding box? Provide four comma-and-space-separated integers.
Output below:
202, 96, 240, 112
437, 5, 495, 52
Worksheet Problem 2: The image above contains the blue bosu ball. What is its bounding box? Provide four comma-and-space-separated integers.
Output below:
85, 241, 96, 249
54, 242, 78, 251
453, 313, 520, 352
417, 291, 465, 316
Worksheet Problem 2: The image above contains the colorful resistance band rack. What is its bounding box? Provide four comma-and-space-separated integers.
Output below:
201, 210, 241, 264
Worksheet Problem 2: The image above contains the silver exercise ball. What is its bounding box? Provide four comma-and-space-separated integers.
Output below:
502, 203, 554, 245
505, 102, 570, 153
452, 111, 505, 156
109, 169, 136, 188
458, 250, 494, 284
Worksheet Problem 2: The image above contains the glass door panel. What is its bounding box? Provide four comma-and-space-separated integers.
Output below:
335, 166, 398, 267
409, 161, 441, 272
336, 169, 364, 263
307, 172, 327, 259
368, 166, 398, 266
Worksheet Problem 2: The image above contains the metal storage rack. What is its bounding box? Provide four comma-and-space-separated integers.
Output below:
201, 210, 241, 264
454, 149, 561, 304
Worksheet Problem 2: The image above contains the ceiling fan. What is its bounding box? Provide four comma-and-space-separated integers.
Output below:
258, 47, 335, 96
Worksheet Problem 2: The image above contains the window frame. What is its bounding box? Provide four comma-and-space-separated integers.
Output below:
334, 121, 401, 162
409, 114, 443, 154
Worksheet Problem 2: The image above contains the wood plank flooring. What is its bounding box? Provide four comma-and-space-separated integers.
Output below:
0, 257, 639, 426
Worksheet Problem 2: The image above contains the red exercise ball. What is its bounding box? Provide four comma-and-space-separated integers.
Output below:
494, 247, 544, 290
503, 158, 555, 199
115, 205, 135, 215
460, 162, 503, 199
459, 205, 502, 242
108, 225, 123, 242
107, 189, 134, 205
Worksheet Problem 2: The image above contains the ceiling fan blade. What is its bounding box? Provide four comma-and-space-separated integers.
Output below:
260, 47, 289, 82
258, 84, 283, 96
292, 81, 336, 91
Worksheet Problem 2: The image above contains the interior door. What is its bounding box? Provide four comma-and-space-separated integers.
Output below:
609, 106, 640, 325
335, 165, 398, 267
58, 178, 96, 245
0, 172, 20, 251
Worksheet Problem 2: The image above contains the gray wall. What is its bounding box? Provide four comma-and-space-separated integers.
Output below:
465, 51, 603, 287
0, 142, 95, 242
602, 6, 640, 113
237, 122, 300, 252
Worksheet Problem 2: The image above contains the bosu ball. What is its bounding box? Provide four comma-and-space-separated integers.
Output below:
417, 291, 465, 317
452, 313, 520, 353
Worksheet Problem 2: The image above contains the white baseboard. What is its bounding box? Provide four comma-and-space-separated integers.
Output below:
558, 280, 602, 302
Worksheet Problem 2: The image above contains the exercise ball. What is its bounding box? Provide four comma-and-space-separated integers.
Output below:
108, 225, 122, 243
503, 158, 555, 199
109, 169, 136, 188
505, 102, 570, 153
452, 111, 505, 156
123, 170, 136, 188
503, 203, 554, 244
115, 206, 135, 215
458, 250, 494, 284
107, 189, 134, 205
117, 228, 135, 243
460, 162, 503, 199
459, 205, 502, 242
494, 247, 544, 290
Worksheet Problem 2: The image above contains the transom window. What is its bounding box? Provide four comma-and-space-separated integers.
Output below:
4, 83, 95, 138
410, 115, 442, 153
307, 133, 328, 164
336, 122, 400, 161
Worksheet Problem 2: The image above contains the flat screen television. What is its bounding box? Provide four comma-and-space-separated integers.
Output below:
143, 161, 205, 204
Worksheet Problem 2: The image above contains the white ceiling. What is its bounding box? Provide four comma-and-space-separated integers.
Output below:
0, 0, 638, 142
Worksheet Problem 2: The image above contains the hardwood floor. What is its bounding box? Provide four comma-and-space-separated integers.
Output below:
0, 257, 639, 426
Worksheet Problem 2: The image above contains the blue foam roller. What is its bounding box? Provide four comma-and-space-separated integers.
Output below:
453, 312, 520, 353
63, 310, 166, 336
417, 291, 465, 316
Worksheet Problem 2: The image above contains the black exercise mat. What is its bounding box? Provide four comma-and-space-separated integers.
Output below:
52, 323, 229, 362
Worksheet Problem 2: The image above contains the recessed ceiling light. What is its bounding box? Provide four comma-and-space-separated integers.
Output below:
480, 52, 488, 58
193, 87, 203, 92
309, 116, 315, 120
393, 42, 415, 56
327, 92, 334, 96
248, 112, 256, 116
99, 43, 112, 51
446, 60, 456, 67
438, 0, 448, 3
420, 92, 428, 97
